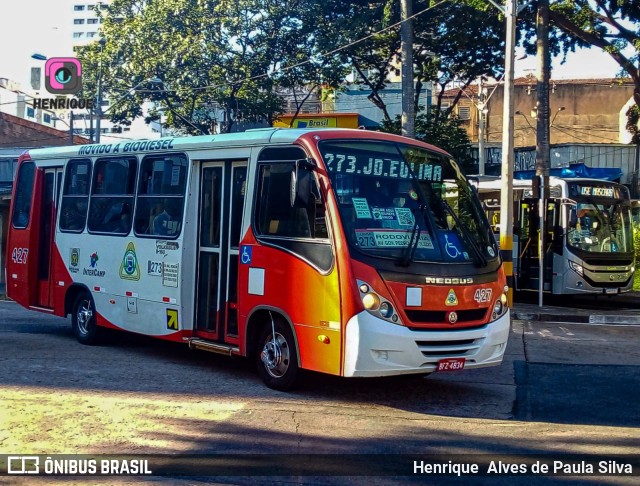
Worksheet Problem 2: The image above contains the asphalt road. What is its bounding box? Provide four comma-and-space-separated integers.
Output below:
0, 301, 639, 485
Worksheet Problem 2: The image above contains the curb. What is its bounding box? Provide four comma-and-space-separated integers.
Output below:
512, 311, 588, 323
513, 310, 640, 325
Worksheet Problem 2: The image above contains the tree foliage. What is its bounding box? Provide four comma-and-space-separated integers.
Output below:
75, 0, 508, 136
77, 0, 347, 134
321, 0, 505, 123
520, 0, 640, 142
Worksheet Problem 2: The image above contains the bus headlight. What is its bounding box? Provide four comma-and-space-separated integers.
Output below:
491, 294, 508, 321
379, 302, 394, 318
569, 260, 583, 276
357, 280, 403, 325
362, 292, 380, 310
493, 299, 503, 316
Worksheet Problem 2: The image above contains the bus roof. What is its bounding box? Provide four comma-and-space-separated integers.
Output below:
24, 128, 452, 161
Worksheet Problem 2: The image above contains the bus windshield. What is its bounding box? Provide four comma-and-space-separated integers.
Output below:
567, 200, 632, 254
319, 140, 498, 265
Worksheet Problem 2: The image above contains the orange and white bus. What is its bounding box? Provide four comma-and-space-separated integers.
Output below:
6, 128, 510, 390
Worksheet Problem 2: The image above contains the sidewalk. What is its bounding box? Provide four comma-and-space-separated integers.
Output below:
512, 291, 640, 325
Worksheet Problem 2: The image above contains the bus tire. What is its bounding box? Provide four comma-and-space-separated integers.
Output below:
256, 319, 300, 391
72, 292, 101, 345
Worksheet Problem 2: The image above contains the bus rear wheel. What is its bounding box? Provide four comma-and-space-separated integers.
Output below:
256, 320, 300, 391
72, 292, 101, 345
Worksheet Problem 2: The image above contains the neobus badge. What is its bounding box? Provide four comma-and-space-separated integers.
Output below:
425, 277, 474, 285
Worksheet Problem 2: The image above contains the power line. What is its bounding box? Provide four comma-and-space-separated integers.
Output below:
180, 0, 449, 94
553, 124, 620, 143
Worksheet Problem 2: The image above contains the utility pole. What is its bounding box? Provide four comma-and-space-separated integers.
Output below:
95, 38, 106, 144
535, 0, 550, 307
485, 0, 532, 305
478, 78, 486, 175
400, 0, 415, 138
498, 0, 517, 306
69, 111, 74, 144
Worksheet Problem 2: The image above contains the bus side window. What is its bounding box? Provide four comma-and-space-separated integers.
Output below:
87, 157, 137, 235
11, 161, 36, 229
134, 154, 188, 238
255, 163, 327, 239
59, 159, 91, 233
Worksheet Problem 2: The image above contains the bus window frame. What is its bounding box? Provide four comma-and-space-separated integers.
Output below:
133, 152, 189, 240
253, 160, 330, 243
251, 159, 334, 274
59, 158, 93, 234
11, 160, 36, 229
86, 155, 138, 236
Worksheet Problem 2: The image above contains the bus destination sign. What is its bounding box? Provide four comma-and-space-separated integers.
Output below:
579, 186, 615, 198
322, 152, 442, 182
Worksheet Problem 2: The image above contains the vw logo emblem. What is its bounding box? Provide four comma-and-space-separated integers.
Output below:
448, 311, 458, 324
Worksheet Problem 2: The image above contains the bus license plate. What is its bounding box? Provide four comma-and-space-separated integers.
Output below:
436, 358, 465, 372
605, 288, 618, 295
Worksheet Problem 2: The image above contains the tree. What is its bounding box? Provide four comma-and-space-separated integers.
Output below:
76, 0, 346, 134
521, 0, 640, 142
315, 0, 505, 126
413, 0, 504, 119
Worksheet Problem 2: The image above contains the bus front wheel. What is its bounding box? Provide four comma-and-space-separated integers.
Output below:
256, 319, 301, 391
72, 292, 101, 345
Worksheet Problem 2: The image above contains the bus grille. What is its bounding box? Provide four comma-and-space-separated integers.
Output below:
414, 338, 484, 358
405, 308, 488, 325
583, 258, 633, 267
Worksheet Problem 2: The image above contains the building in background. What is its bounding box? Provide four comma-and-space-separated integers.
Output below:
0, 78, 57, 129
438, 76, 639, 183
441, 76, 636, 147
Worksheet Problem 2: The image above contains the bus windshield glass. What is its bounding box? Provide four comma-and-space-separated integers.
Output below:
567, 182, 632, 253
319, 140, 497, 265
567, 200, 632, 253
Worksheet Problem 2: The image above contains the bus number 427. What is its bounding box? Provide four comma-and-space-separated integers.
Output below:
11, 248, 28, 264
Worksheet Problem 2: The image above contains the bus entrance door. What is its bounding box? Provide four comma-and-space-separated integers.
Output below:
195, 161, 247, 344
516, 200, 539, 291
516, 199, 557, 293
35, 167, 62, 309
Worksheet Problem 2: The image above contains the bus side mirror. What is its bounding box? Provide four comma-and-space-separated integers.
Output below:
290, 158, 315, 207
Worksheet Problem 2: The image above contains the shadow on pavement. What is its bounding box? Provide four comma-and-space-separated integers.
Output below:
513, 360, 640, 427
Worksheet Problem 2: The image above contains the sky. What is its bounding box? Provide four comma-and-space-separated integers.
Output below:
0, 1, 73, 87
0, 0, 628, 92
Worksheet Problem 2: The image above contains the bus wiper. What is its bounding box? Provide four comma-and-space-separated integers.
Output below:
439, 199, 488, 267
397, 205, 424, 267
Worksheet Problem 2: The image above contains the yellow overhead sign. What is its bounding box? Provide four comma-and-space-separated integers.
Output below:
274, 113, 360, 129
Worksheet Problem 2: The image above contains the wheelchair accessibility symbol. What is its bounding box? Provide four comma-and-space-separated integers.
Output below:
444, 234, 461, 259
240, 245, 252, 264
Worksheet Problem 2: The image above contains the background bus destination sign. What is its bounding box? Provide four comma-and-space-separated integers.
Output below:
568, 181, 628, 199
322, 152, 443, 182
580, 186, 615, 197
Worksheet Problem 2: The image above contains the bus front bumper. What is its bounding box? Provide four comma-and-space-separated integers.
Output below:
343, 309, 511, 377
561, 267, 633, 295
